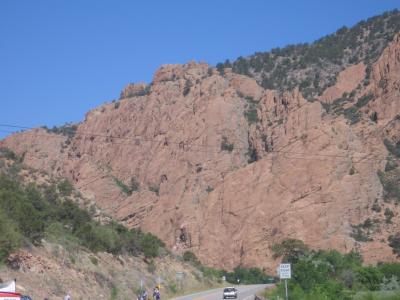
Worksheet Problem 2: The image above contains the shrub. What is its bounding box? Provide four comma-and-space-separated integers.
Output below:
384, 139, 400, 158
168, 282, 178, 293
183, 79, 193, 96
378, 263, 400, 280
377, 170, 400, 203
351, 226, 372, 242
0, 147, 17, 160
267, 240, 400, 300
242, 96, 260, 125
130, 177, 140, 193
183, 251, 200, 266
121, 85, 151, 99
355, 93, 374, 108
349, 167, 355, 175
357, 266, 383, 291
371, 201, 381, 213
343, 106, 361, 124
57, 179, 73, 196
385, 208, 394, 224
0, 170, 166, 263
110, 286, 118, 300
0, 209, 22, 261
114, 177, 139, 196
224, 266, 270, 284
149, 183, 160, 196
385, 157, 398, 172
388, 233, 400, 256
246, 147, 258, 164
221, 136, 234, 152
90, 256, 98, 265
271, 239, 309, 263
138, 233, 165, 258
43, 123, 78, 138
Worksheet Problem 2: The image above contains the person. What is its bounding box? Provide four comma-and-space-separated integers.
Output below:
153, 287, 160, 300
64, 294, 71, 300
142, 290, 148, 300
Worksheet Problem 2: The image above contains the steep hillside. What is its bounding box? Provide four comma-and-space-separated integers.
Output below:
218, 9, 400, 99
0, 150, 219, 299
1, 11, 400, 273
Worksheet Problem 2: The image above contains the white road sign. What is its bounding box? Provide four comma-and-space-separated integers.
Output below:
279, 263, 291, 279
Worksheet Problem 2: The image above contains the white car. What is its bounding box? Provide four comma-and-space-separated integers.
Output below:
223, 287, 238, 299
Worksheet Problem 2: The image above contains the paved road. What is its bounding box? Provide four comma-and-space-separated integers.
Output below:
170, 284, 270, 300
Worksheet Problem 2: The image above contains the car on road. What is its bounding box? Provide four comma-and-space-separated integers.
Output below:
223, 287, 238, 299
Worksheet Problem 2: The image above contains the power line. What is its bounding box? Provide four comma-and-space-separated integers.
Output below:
0, 119, 391, 163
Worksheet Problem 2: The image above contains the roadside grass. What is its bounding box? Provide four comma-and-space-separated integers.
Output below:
353, 290, 400, 300
165, 282, 226, 299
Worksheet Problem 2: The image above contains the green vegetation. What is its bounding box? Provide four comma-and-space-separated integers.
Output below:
224, 266, 272, 284
217, 10, 400, 99
378, 153, 400, 203
120, 85, 151, 99
57, 179, 73, 196
384, 139, 400, 158
110, 286, 118, 300
385, 208, 394, 224
168, 282, 178, 293
271, 239, 309, 263
371, 200, 381, 213
350, 219, 380, 242
114, 176, 140, 196
241, 95, 260, 125
385, 157, 398, 172
149, 183, 160, 196
377, 169, 400, 203
388, 234, 400, 257
220, 136, 234, 152
183, 250, 201, 265
355, 93, 374, 109
0, 147, 17, 161
0, 167, 165, 264
267, 239, 400, 300
183, 79, 193, 96
90, 256, 99, 265
323, 91, 375, 125
43, 123, 78, 138
0, 209, 22, 261
182, 250, 273, 284
246, 146, 258, 164
349, 167, 356, 175
206, 186, 214, 193
344, 106, 362, 125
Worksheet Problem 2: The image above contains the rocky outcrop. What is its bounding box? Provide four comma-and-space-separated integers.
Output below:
2, 35, 400, 272
120, 82, 150, 99
319, 62, 366, 103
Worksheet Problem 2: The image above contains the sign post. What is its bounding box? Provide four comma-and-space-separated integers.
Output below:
279, 264, 291, 300
176, 272, 185, 291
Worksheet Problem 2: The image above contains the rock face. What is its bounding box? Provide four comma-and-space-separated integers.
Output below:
2, 35, 400, 272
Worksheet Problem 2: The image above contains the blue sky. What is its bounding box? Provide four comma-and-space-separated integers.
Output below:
1, 0, 399, 138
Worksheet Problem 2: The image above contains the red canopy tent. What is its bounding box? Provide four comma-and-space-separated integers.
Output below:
0, 292, 21, 300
